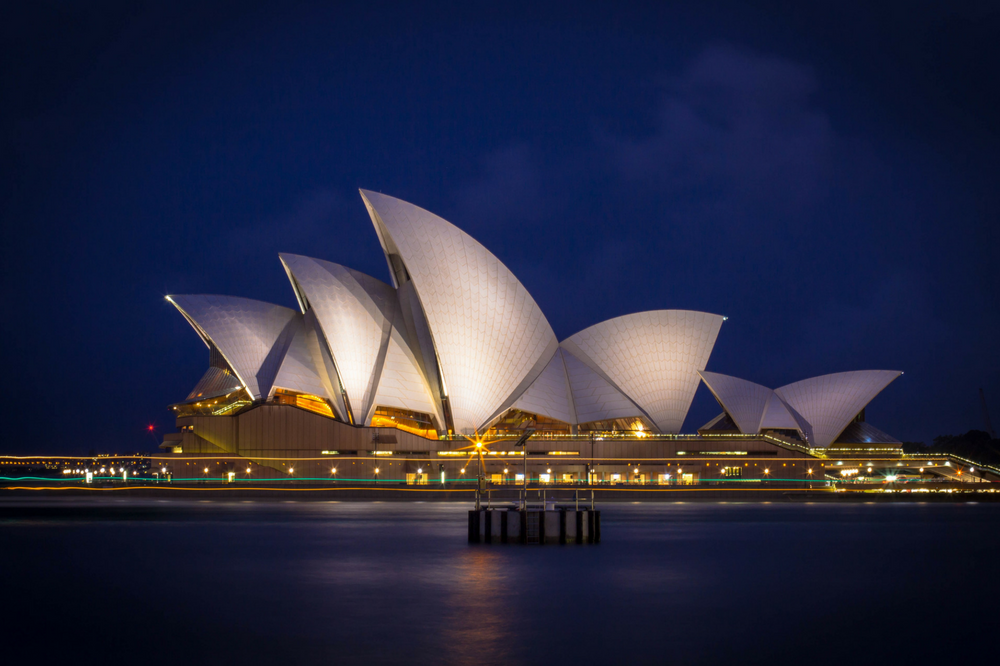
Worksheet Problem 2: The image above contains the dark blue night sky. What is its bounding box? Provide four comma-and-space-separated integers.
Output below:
3, 1, 998, 454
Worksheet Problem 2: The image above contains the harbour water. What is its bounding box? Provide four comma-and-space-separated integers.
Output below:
1, 499, 997, 665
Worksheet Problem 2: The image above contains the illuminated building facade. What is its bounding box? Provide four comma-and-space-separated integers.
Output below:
160, 190, 922, 484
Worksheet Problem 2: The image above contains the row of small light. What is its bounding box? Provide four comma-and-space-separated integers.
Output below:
185, 465, 485, 478
62, 466, 130, 475
150, 458, 984, 482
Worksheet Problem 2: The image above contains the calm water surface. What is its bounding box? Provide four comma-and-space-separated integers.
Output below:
1, 499, 997, 665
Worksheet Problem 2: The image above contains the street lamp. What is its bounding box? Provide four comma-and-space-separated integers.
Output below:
510, 428, 535, 508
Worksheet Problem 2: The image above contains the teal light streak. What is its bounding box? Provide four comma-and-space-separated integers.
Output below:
156, 477, 481, 483
0, 476, 85, 481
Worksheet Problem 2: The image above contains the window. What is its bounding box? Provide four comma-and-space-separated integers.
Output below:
405, 473, 429, 485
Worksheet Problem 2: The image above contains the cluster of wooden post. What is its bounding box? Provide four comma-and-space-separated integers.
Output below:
468, 509, 600, 544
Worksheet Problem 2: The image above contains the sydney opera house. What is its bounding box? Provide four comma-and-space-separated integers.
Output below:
160, 190, 911, 484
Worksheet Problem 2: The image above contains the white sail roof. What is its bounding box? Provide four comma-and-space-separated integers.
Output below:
166, 295, 299, 399
280, 253, 442, 426
270, 316, 337, 404
774, 370, 902, 448
759, 392, 798, 430
280, 254, 397, 422
165, 189, 904, 445
561, 310, 724, 433
360, 190, 558, 433
561, 348, 646, 425
363, 302, 444, 427
396, 280, 444, 410
697, 371, 772, 434
509, 348, 577, 426
301, 309, 349, 420
697, 370, 902, 445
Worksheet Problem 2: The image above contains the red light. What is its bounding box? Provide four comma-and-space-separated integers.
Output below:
147, 425, 155, 431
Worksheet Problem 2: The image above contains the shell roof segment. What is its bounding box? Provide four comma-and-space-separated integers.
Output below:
186, 366, 243, 402
774, 370, 902, 448
363, 298, 444, 427
697, 371, 772, 434
270, 316, 337, 404
166, 294, 299, 399
509, 348, 577, 426
280, 253, 398, 421
360, 190, 558, 433
280, 253, 443, 427
759, 392, 798, 430
561, 348, 646, 424
562, 310, 724, 433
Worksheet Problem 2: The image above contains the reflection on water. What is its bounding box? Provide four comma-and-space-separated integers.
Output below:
1, 500, 998, 665
442, 549, 513, 663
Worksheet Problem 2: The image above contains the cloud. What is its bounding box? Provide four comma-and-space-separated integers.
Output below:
451, 44, 841, 256
603, 44, 835, 217
444, 44, 846, 335
451, 144, 545, 230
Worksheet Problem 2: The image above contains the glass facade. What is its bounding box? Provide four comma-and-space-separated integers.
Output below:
371, 406, 440, 440
273, 389, 336, 419
577, 416, 654, 435
486, 409, 572, 436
